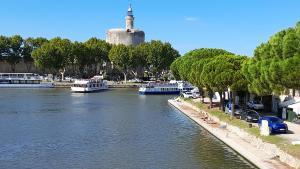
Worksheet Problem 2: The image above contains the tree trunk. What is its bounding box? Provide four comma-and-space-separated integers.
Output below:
218, 91, 224, 111
25, 62, 32, 73
232, 91, 236, 118
131, 70, 138, 79
200, 89, 204, 103
123, 72, 127, 84
10, 64, 16, 72
292, 89, 295, 97
209, 90, 213, 108
60, 68, 66, 81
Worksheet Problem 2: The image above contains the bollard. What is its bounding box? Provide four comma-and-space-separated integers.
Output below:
260, 120, 270, 136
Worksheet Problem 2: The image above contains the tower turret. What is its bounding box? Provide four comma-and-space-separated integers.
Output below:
125, 4, 134, 30
106, 4, 145, 46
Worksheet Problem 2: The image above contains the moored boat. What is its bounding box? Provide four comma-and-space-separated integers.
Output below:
71, 76, 108, 93
138, 80, 194, 95
0, 73, 54, 88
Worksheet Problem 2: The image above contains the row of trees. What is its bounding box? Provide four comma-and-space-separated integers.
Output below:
170, 21, 300, 112
0, 35, 180, 81
109, 41, 179, 82
0, 35, 48, 72
170, 48, 247, 111
243, 21, 300, 96
32, 37, 111, 79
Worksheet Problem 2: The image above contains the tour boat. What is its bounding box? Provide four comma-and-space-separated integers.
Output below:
71, 76, 108, 93
0, 73, 54, 88
139, 80, 194, 95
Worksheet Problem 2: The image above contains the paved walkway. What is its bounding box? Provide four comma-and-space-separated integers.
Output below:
169, 99, 291, 169
193, 98, 300, 144
282, 122, 300, 143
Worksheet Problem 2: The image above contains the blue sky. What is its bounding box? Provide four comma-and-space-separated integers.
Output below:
0, 0, 299, 56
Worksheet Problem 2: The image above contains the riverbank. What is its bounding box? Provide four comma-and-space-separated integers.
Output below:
53, 81, 140, 88
168, 98, 300, 169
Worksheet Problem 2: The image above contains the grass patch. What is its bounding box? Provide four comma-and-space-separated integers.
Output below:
181, 98, 300, 159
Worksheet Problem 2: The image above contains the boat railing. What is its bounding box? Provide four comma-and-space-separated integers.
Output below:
0, 73, 42, 80
142, 82, 178, 87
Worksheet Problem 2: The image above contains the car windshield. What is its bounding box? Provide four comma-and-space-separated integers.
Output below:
248, 111, 258, 117
253, 100, 261, 104
269, 117, 283, 123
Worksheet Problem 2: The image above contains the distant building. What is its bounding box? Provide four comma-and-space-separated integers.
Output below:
106, 5, 145, 46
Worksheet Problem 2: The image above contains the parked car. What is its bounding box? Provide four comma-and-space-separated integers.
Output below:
128, 78, 142, 83
225, 104, 243, 116
258, 116, 288, 134
240, 109, 260, 123
182, 92, 193, 98
192, 91, 201, 99
247, 100, 264, 110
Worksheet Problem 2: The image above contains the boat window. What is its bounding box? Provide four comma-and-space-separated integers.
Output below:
12, 80, 19, 84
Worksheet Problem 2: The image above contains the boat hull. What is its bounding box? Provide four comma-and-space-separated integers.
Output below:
0, 83, 54, 88
139, 91, 180, 95
71, 87, 108, 93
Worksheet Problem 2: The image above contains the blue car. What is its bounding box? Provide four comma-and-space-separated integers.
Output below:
258, 116, 288, 134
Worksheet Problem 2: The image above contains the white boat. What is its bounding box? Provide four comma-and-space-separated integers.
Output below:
71, 76, 108, 93
139, 80, 194, 95
0, 73, 54, 88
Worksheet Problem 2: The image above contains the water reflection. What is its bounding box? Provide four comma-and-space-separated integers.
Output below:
0, 88, 257, 169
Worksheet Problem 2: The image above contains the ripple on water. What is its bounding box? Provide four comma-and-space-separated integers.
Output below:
0, 89, 257, 169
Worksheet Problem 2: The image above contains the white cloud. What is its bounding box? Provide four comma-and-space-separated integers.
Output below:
185, 17, 198, 22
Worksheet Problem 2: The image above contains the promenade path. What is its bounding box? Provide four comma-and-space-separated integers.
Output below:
169, 99, 291, 169
193, 98, 300, 144
282, 122, 300, 143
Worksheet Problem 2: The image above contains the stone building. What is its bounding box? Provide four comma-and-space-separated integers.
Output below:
106, 5, 145, 46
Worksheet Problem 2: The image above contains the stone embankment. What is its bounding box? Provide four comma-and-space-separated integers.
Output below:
168, 98, 300, 169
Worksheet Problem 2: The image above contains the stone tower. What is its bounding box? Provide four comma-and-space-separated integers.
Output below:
106, 5, 145, 46
126, 4, 134, 30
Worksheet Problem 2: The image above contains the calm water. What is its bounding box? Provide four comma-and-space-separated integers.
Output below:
0, 89, 257, 169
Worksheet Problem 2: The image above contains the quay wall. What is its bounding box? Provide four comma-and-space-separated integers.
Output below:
168, 99, 300, 169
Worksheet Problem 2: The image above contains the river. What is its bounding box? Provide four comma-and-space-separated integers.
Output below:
0, 88, 257, 169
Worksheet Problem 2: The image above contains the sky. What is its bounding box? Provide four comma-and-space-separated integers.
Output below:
0, 0, 300, 56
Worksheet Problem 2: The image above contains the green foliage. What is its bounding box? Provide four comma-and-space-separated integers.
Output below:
0, 36, 10, 61
85, 37, 111, 64
22, 37, 49, 65
1, 35, 24, 72
201, 54, 248, 93
32, 37, 72, 74
109, 44, 131, 82
145, 40, 180, 77
109, 44, 130, 72
171, 48, 246, 109
243, 21, 300, 95
173, 48, 233, 91
170, 57, 182, 80
71, 41, 89, 76
129, 44, 147, 74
